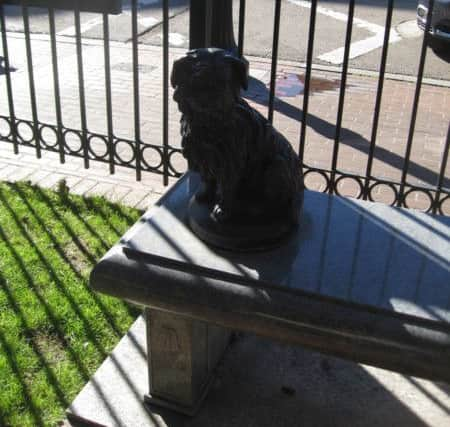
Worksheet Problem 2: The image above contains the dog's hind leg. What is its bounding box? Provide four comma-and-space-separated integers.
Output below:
263, 155, 298, 223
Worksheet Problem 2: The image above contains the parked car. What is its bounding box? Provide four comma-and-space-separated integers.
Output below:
417, 0, 450, 51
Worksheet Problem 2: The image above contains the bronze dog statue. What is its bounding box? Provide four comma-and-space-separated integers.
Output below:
171, 48, 304, 249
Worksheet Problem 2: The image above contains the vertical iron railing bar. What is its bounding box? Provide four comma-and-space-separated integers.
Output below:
268, 0, 281, 124
397, 0, 434, 207
298, 0, 318, 164
74, 6, 89, 169
363, 0, 394, 200
131, 0, 142, 181
102, 13, 115, 174
48, 7, 65, 164
237, 0, 246, 58
432, 123, 450, 214
22, 5, 41, 158
162, 0, 169, 185
0, 5, 18, 154
330, 0, 355, 194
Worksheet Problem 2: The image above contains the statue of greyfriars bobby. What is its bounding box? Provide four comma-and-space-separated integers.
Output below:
171, 48, 304, 250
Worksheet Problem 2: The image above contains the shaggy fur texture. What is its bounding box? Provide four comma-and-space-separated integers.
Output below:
171, 48, 303, 224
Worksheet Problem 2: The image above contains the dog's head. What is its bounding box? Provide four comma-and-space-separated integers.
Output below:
171, 48, 248, 118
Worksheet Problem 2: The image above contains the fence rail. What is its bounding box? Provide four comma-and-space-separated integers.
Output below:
0, 0, 449, 215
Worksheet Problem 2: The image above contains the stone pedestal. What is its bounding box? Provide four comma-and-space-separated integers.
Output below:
86, 173, 450, 421
145, 309, 230, 415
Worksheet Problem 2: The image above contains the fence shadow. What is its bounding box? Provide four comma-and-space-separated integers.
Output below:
0, 182, 141, 426
243, 76, 450, 189
0, 56, 16, 75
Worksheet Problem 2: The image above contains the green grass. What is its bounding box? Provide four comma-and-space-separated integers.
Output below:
0, 180, 142, 427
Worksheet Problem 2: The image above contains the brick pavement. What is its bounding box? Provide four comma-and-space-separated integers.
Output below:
0, 32, 449, 213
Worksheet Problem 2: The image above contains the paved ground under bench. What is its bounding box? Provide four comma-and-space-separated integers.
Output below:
67, 316, 450, 427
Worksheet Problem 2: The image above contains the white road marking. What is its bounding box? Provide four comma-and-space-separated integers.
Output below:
396, 20, 422, 39
287, 0, 401, 64
122, 1, 161, 29
4, 22, 23, 32
136, 16, 159, 27
161, 32, 186, 47
57, 16, 104, 36
57, 0, 161, 36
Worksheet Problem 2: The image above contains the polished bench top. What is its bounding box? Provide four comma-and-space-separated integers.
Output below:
91, 173, 450, 381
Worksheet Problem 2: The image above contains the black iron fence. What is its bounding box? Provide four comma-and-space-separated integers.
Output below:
0, 0, 449, 214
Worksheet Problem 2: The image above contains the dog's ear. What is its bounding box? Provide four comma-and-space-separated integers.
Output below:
224, 55, 248, 91
171, 55, 195, 88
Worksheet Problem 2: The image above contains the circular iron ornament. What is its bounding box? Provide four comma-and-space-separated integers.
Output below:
368, 182, 398, 206
403, 188, 434, 213
303, 169, 331, 193
39, 125, 58, 148
16, 120, 35, 144
141, 145, 163, 170
438, 195, 450, 216
168, 148, 187, 176
114, 139, 136, 165
0, 117, 12, 139
334, 175, 364, 199
63, 130, 83, 154
87, 135, 109, 159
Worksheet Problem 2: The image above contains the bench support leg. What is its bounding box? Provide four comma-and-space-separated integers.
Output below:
144, 308, 231, 415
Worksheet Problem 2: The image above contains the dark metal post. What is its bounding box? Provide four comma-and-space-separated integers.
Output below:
189, 0, 237, 53
0, 4, 18, 154
268, 0, 282, 124
363, 0, 395, 200
330, 0, 355, 194
22, 5, 41, 158
298, 0, 318, 164
74, 6, 90, 169
162, 0, 169, 185
102, 13, 115, 174
48, 7, 65, 164
131, 0, 142, 181
237, 0, 246, 58
398, 0, 435, 207
433, 123, 450, 214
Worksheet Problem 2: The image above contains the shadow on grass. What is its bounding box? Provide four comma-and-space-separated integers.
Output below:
35, 185, 141, 331
0, 325, 45, 427
0, 183, 142, 426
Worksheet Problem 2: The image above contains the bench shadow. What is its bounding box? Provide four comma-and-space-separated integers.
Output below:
243, 76, 450, 189
144, 335, 441, 426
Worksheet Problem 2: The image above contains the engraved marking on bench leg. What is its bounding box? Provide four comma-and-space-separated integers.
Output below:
145, 308, 231, 415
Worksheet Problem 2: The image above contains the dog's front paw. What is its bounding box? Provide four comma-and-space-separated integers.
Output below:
212, 204, 230, 223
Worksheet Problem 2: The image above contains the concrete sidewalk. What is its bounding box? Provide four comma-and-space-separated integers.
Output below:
1, 32, 449, 213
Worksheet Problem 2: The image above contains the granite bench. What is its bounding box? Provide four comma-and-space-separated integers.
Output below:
90, 173, 450, 415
